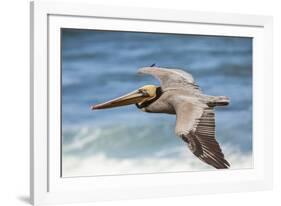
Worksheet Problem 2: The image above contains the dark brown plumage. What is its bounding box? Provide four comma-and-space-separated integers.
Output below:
180, 108, 230, 169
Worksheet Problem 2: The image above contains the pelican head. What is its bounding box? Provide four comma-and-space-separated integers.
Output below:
91, 85, 161, 110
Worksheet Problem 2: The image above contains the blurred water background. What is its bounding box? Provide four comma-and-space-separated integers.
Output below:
61, 29, 253, 177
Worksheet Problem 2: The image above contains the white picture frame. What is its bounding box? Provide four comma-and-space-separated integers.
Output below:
30, 1, 273, 205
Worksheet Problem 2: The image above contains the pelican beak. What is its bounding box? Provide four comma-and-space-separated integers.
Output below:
91, 89, 148, 110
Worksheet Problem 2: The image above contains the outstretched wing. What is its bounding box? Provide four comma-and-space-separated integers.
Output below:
173, 98, 230, 169
138, 67, 201, 93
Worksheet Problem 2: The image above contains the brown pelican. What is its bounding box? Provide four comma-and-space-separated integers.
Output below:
91, 67, 230, 169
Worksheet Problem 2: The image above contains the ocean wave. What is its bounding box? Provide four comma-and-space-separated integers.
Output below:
62, 117, 178, 159
62, 144, 252, 177
62, 105, 252, 155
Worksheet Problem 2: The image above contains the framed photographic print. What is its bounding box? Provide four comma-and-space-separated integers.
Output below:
30, 1, 273, 205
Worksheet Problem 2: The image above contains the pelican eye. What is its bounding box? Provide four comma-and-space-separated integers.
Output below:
139, 89, 149, 96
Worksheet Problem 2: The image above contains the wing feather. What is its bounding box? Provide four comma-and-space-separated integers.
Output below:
138, 67, 201, 93
174, 102, 230, 169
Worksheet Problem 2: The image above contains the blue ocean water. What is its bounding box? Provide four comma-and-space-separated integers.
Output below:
61, 29, 252, 176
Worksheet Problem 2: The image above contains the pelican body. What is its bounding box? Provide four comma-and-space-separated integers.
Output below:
91, 67, 230, 169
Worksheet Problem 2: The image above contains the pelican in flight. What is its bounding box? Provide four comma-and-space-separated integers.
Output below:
91, 66, 230, 169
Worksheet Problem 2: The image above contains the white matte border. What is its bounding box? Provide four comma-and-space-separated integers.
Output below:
31, 1, 273, 205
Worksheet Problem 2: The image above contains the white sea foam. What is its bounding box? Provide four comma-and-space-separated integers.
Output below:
62, 144, 252, 177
